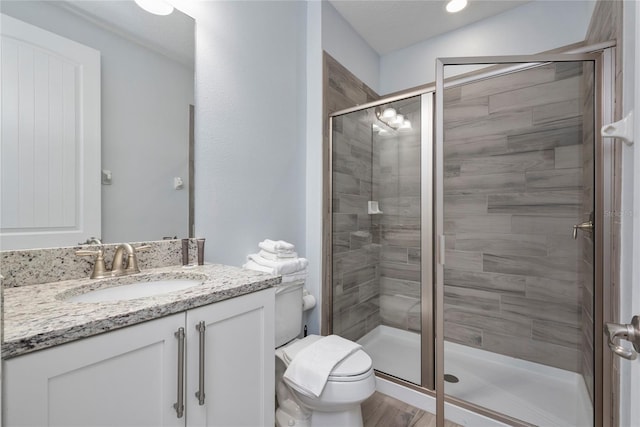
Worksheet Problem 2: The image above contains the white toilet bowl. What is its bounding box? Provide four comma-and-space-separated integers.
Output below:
275, 335, 376, 427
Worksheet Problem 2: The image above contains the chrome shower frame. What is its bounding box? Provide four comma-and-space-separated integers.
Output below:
324, 42, 616, 427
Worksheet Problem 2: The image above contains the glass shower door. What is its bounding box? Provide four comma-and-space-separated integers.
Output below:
435, 54, 603, 427
330, 95, 434, 388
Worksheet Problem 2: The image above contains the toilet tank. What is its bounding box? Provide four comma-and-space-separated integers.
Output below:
275, 281, 304, 347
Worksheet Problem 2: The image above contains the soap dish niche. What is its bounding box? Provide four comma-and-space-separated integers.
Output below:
368, 201, 383, 215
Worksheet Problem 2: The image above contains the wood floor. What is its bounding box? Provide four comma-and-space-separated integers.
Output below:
362, 392, 462, 427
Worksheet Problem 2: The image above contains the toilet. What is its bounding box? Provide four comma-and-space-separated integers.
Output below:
274, 281, 376, 427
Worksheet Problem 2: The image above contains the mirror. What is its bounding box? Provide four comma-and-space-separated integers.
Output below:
0, 0, 195, 249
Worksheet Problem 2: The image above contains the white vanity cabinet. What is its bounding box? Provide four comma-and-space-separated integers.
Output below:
3, 288, 275, 427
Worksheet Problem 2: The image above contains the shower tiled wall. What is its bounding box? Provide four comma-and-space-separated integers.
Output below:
443, 62, 587, 373
374, 100, 423, 332
326, 53, 381, 342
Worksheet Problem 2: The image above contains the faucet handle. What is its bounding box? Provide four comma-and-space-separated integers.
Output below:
75, 249, 109, 279
134, 245, 151, 252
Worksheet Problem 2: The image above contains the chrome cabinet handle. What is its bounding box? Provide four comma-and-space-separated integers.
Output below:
174, 327, 185, 418
195, 321, 206, 405
604, 316, 640, 360
572, 221, 594, 239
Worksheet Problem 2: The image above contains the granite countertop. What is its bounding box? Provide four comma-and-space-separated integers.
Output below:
2, 264, 280, 359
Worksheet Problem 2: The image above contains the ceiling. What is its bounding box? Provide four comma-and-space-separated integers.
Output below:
328, 0, 532, 55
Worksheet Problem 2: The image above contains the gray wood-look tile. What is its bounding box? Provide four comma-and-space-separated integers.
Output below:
332, 213, 358, 233
444, 108, 532, 141
443, 195, 487, 215
533, 98, 582, 125
489, 75, 581, 113
444, 285, 501, 314
381, 226, 421, 247
445, 214, 512, 234
525, 168, 583, 191
444, 97, 489, 127
444, 250, 483, 272
444, 322, 483, 346
459, 150, 554, 176
525, 276, 582, 303
454, 232, 547, 257
445, 307, 532, 337
444, 134, 509, 160
444, 172, 526, 195
380, 261, 421, 282
342, 265, 377, 290
547, 234, 580, 258
482, 331, 580, 372
380, 276, 421, 299
487, 190, 581, 216
511, 215, 578, 235
532, 319, 582, 347
501, 294, 581, 326
506, 117, 582, 153
483, 253, 579, 281
408, 247, 420, 265
444, 269, 526, 295
381, 246, 409, 264
334, 194, 370, 214
460, 63, 556, 100
380, 294, 420, 329
333, 171, 361, 195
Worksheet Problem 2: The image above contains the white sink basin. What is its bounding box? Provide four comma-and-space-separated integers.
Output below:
66, 278, 203, 303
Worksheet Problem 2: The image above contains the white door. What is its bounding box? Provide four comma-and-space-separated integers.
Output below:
186, 289, 275, 427
3, 313, 185, 427
0, 14, 100, 250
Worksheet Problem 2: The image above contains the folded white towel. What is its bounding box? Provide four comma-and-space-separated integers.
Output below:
247, 254, 308, 275
281, 269, 308, 283
259, 249, 298, 260
283, 335, 362, 397
259, 239, 295, 253
242, 259, 274, 274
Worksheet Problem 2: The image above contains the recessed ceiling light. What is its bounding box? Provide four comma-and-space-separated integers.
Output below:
446, 0, 468, 13
135, 0, 174, 16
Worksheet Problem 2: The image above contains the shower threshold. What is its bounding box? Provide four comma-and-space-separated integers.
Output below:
358, 325, 593, 427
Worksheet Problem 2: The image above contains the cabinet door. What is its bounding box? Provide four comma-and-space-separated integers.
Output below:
3, 313, 185, 427
186, 288, 275, 427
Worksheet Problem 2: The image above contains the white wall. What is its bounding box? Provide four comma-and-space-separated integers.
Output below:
619, 1, 638, 426
321, 1, 380, 93
175, 1, 307, 274
0, 1, 193, 244
379, 0, 596, 94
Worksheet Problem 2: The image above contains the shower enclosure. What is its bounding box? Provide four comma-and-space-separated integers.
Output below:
327, 50, 614, 427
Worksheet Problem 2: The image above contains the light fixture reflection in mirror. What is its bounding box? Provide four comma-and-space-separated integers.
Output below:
134, 0, 174, 16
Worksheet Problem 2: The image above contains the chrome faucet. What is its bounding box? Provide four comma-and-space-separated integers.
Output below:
76, 243, 150, 279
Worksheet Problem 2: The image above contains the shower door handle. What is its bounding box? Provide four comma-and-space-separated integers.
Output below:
604, 316, 640, 360
572, 221, 593, 239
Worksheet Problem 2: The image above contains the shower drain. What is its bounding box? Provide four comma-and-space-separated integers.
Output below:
444, 374, 459, 383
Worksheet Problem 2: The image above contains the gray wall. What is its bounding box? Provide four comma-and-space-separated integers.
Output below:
442, 62, 587, 373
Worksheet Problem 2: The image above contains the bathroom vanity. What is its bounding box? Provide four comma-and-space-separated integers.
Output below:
2, 263, 277, 427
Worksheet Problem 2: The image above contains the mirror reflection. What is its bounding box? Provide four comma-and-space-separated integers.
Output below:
0, 0, 195, 249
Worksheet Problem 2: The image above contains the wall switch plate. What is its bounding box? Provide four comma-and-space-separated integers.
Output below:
101, 169, 112, 185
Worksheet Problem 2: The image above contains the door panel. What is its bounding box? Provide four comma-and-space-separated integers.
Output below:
435, 54, 602, 427
0, 14, 100, 249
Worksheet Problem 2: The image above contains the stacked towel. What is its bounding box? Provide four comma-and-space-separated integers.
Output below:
243, 239, 308, 283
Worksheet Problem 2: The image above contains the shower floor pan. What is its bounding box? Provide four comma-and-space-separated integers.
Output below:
358, 325, 593, 427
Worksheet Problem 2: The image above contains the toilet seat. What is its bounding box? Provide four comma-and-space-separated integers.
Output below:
280, 335, 373, 382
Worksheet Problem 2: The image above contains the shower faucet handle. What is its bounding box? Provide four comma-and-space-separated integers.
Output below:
604, 316, 640, 360
572, 221, 593, 239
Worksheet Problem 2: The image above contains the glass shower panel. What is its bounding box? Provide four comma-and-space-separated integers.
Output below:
331, 96, 424, 386
441, 61, 595, 426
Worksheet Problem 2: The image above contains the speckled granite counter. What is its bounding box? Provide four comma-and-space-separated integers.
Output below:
2, 264, 280, 359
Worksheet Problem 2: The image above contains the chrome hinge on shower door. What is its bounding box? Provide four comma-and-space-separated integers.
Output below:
604, 316, 640, 360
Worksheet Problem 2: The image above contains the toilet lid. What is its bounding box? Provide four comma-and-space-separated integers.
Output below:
282, 335, 373, 379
